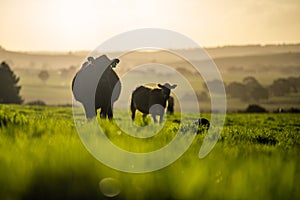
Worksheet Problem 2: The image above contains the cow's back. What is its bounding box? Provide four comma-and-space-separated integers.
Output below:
132, 86, 151, 114
149, 89, 166, 107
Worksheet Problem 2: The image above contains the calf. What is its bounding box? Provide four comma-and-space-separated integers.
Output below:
130, 83, 177, 123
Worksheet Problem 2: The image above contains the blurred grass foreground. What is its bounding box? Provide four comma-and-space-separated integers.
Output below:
0, 104, 299, 199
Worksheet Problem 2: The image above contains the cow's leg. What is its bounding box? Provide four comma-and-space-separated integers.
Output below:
151, 113, 157, 123
131, 110, 136, 121
159, 108, 164, 124
142, 113, 148, 123
130, 100, 136, 121
107, 103, 113, 120
100, 108, 106, 119
83, 104, 96, 119
159, 113, 164, 124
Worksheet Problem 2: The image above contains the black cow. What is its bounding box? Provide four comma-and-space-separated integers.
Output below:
130, 83, 177, 123
167, 96, 174, 115
195, 118, 210, 133
72, 55, 121, 119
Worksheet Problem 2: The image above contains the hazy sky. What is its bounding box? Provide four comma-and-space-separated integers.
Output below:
0, 0, 299, 51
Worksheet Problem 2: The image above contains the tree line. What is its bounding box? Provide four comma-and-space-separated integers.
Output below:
225, 76, 300, 102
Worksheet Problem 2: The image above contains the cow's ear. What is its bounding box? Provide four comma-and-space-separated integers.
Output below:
87, 57, 95, 63
111, 59, 120, 68
171, 84, 177, 89
158, 84, 163, 88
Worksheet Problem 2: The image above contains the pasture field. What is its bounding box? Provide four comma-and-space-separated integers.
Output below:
0, 104, 299, 200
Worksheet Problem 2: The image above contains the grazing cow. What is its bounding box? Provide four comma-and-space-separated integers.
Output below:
195, 118, 210, 133
72, 55, 121, 119
130, 83, 177, 123
167, 96, 174, 115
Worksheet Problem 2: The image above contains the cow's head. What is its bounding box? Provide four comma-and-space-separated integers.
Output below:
89, 55, 120, 71
158, 83, 177, 100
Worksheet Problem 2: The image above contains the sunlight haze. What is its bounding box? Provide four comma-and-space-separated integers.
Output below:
0, 0, 300, 51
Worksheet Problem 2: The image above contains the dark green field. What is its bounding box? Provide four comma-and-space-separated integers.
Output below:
0, 104, 299, 199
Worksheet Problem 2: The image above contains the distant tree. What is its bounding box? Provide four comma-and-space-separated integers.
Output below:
243, 76, 260, 88
226, 77, 268, 102
197, 91, 209, 101
286, 76, 300, 92
38, 70, 50, 83
252, 86, 269, 101
206, 79, 225, 94
226, 82, 248, 100
269, 78, 291, 96
245, 104, 267, 113
0, 62, 23, 104
268, 76, 300, 97
26, 100, 46, 106
243, 76, 268, 101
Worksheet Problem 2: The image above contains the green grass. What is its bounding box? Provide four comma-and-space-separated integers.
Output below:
0, 104, 299, 199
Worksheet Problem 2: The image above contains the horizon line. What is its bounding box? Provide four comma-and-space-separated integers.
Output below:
1, 42, 300, 54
